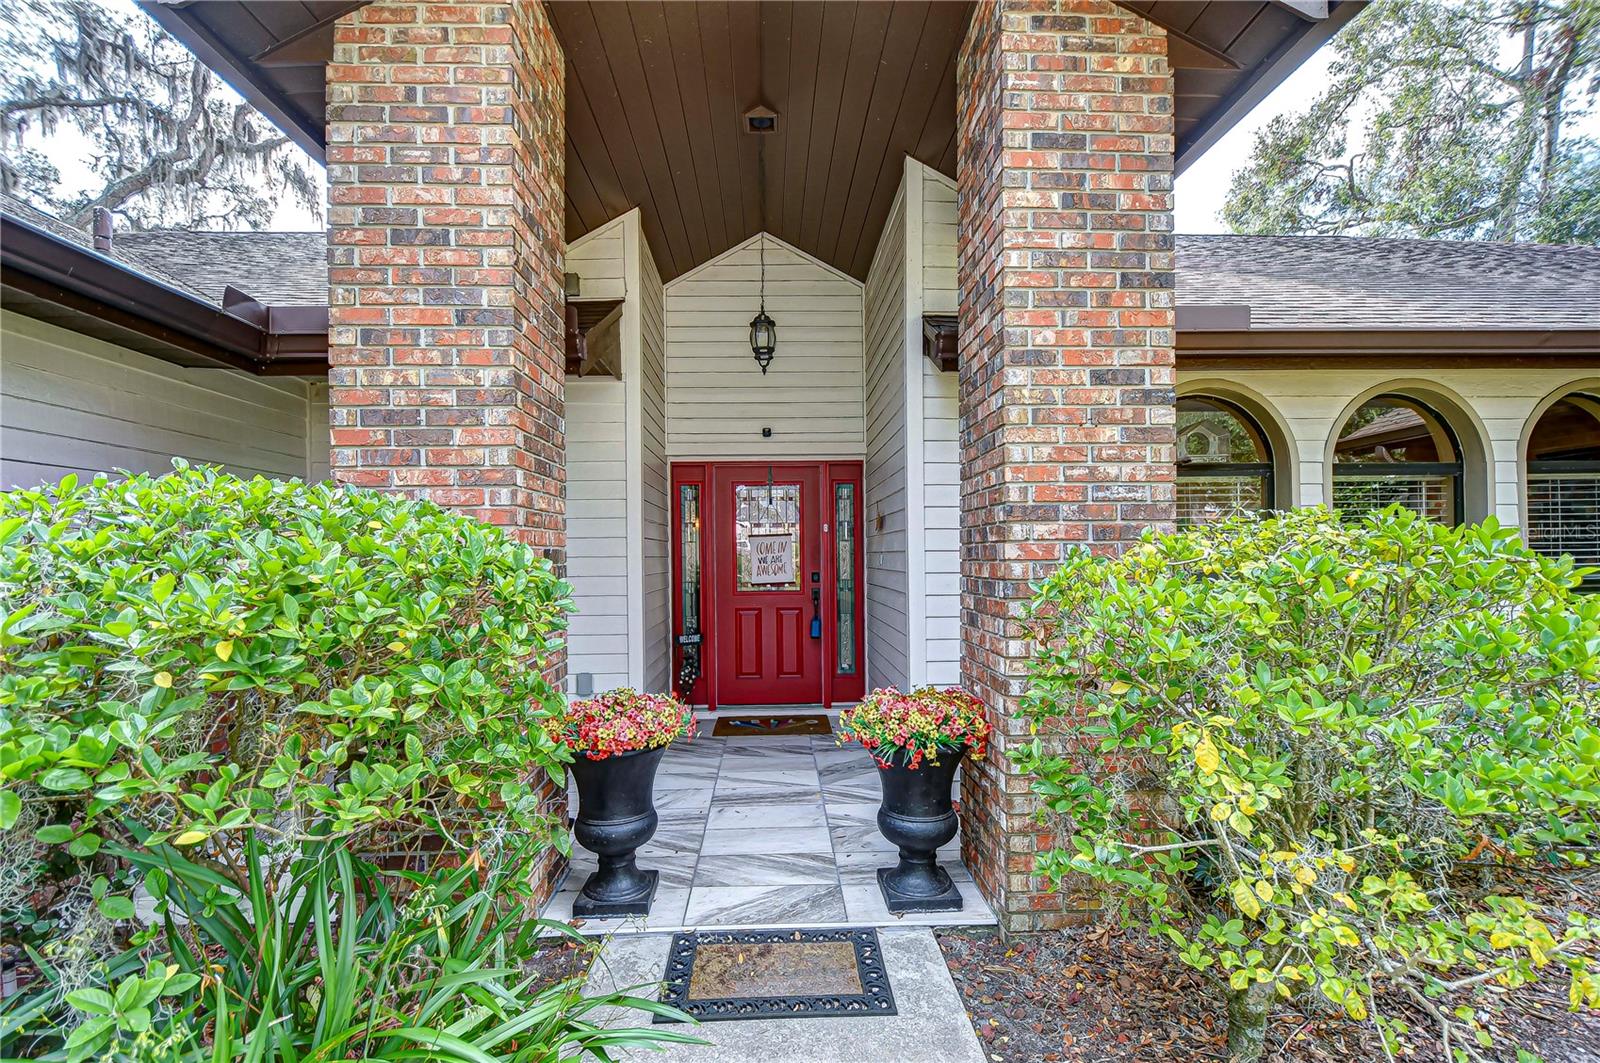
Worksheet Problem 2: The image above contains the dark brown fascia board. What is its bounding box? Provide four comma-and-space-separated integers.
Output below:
3, 268, 261, 373
1175, 0, 1368, 175
138, 0, 337, 161
1, 214, 328, 374
1178, 328, 1600, 359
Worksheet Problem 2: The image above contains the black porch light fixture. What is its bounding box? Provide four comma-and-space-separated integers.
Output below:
749, 236, 777, 373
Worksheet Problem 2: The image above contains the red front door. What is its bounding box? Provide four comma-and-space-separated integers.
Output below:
714, 463, 821, 705
672, 461, 865, 709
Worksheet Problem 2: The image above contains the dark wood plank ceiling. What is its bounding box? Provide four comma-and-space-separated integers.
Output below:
550, 1, 971, 282
145, 0, 1365, 282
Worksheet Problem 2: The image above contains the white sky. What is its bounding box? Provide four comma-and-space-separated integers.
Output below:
12, 2, 1528, 237
1174, 48, 1337, 233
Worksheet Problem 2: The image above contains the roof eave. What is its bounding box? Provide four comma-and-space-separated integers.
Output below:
138, 0, 340, 161
1174, 0, 1368, 176
0, 213, 329, 375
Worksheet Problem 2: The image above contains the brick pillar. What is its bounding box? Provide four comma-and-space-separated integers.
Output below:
955, 0, 1176, 931
326, 0, 569, 897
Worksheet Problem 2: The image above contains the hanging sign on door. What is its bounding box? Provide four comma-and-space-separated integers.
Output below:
747, 533, 795, 584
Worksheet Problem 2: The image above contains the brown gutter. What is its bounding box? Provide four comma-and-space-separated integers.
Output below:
0, 213, 328, 375
1179, 327, 1600, 365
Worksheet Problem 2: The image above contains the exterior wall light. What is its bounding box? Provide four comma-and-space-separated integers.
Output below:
749, 307, 776, 373
749, 235, 776, 373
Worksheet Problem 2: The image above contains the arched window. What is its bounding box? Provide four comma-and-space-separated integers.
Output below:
1332, 395, 1462, 525
1525, 392, 1600, 571
1176, 396, 1274, 526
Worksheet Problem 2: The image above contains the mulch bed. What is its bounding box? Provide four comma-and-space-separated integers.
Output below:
938, 923, 1600, 1062
524, 932, 599, 991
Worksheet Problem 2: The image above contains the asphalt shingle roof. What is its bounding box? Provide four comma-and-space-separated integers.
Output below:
115, 230, 328, 307
0, 192, 213, 303
5, 196, 1597, 330
1176, 234, 1600, 331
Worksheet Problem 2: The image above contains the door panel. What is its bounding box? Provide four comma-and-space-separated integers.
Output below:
734, 608, 761, 677
672, 461, 864, 709
777, 607, 804, 676
712, 464, 822, 705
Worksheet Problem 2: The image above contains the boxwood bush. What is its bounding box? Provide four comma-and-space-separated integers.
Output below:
1016, 507, 1600, 1061
1, 463, 573, 908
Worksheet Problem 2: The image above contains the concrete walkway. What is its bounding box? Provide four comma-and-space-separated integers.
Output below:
544, 729, 994, 934
585, 927, 987, 1063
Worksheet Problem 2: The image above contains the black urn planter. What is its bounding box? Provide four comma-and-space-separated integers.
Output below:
874, 746, 966, 913
568, 745, 666, 917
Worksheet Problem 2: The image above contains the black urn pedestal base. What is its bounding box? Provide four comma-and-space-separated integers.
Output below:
574, 867, 658, 918
877, 863, 963, 913
873, 747, 967, 915
569, 745, 667, 918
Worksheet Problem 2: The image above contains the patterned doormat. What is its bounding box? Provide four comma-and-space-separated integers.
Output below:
655, 927, 896, 1022
711, 714, 833, 737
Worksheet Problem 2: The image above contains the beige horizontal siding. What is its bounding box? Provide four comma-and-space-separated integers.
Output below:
665, 235, 865, 459
1, 309, 319, 489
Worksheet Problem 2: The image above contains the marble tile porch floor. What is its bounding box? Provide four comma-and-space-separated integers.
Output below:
540, 724, 997, 934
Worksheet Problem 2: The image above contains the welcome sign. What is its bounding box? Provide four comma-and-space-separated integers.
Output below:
748, 533, 795, 584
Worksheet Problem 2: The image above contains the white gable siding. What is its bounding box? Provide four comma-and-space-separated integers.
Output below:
561, 209, 674, 697
665, 235, 864, 458
637, 229, 671, 693
921, 165, 958, 316
564, 216, 630, 695
565, 372, 629, 692
864, 190, 910, 690
0, 309, 321, 489
914, 161, 963, 686
922, 359, 961, 685
566, 215, 627, 300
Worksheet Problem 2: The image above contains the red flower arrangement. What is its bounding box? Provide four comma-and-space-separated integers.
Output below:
549, 688, 694, 760
837, 686, 990, 769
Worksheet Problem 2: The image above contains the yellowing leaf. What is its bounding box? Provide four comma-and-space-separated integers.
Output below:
173, 830, 208, 846
1211, 802, 1232, 822
153, 671, 173, 689
1254, 879, 1274, 902
215, 640, 234, 662
1109, 681, 1131, 695
1294, 866, 1317, 886
1232, 880, 1262, 920
1194, 735, 1220, 774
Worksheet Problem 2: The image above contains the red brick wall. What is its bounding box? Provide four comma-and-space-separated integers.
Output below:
955, 0, 1176, 931
326, 0, 569, 901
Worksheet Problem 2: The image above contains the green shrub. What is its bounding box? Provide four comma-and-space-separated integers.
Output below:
3, 834, 699, 1061
0, 463, 573, 874
0, 466, 696, 1060
1016, 507, 1600, 1061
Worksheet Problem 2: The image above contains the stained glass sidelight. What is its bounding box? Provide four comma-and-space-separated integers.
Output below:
677, 484, 702, 693
834, 483, 856, 675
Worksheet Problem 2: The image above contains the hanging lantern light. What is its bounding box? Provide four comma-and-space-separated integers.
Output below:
749, 237, 776, 373
749, 308, 776, 374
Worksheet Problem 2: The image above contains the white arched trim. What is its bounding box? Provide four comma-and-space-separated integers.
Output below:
1323, 379, 1496, 524
1176, 377, 1298, 510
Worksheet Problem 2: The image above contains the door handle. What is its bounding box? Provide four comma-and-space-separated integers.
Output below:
810, 587, 822, 639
